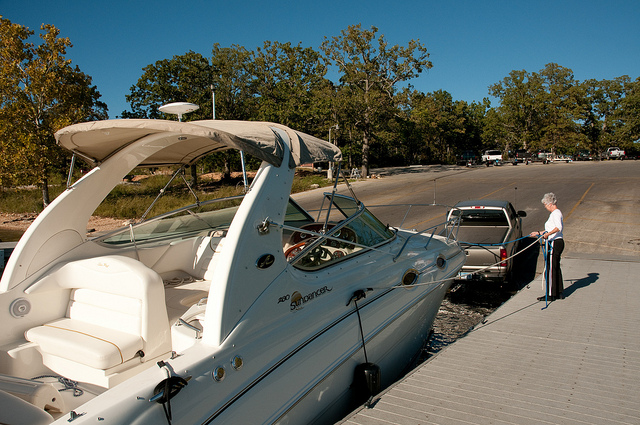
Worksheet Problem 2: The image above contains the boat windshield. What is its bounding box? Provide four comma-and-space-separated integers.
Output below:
98, 197, 315, 247
97, 197, 244, 246
286, 194, 396, 270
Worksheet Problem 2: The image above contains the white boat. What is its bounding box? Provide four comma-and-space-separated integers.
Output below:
0, 119, 465, 425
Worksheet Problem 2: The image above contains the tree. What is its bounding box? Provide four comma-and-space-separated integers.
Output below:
210, 43, 255, 121
538, 63, 581, 154
488, 69, 544, 152
123, 51, 213, 120
408, 90, 466, 163
124, 43, 334, 178
250, 41, 330, 134
489, 64, 585, 155
0, 17, 107, 206
619, 77, 640, 145
123, 51, 220, 184
321, 24, 431, 176
580, 76, 635, 155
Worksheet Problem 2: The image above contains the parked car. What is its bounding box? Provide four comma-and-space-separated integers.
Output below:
605, 147, 625, 159
457, 150, 478, 166
481, 149, 503, 166
509, 149, 531, 165
575, 150, 593, 161
448, 200, 526, 285
531, 151, 552, 164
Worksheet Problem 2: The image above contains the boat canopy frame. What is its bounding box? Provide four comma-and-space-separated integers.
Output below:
55, 119, 342, 169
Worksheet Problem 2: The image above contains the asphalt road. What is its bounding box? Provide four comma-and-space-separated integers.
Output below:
297, 160, 640, 261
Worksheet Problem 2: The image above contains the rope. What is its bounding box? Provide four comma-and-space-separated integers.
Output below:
164, 275, 199, 286
32, 375, 84, 397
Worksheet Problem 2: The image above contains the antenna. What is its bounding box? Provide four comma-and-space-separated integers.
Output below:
159, 102, 199, 122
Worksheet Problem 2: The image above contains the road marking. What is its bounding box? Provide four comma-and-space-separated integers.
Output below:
479, 183, 516, 199
566, 182, 594, 221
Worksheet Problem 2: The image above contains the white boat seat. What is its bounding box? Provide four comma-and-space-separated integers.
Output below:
25, 256, 171, 384
26, 317, 143, 370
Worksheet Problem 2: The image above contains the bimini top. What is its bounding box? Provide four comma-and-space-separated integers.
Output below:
55, 119, 342, 168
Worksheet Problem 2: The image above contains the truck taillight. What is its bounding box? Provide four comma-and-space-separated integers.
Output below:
500, 247, 507, 266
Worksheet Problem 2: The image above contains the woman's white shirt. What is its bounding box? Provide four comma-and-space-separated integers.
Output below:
545, 208, 563, 242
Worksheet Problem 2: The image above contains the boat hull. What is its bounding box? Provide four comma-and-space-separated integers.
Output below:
208, 271, 454, 424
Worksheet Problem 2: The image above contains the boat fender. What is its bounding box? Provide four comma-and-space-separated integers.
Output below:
353, 362, 381, 408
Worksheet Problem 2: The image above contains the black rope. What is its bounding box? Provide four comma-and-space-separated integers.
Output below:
350, 289, 369, 363
152, 367, 188, 425
162, 377, 173, 425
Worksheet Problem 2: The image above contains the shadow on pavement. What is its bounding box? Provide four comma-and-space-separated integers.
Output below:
564, 272, 599, 297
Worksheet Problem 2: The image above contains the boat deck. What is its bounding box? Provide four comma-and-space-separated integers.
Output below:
341, 255, 640, 424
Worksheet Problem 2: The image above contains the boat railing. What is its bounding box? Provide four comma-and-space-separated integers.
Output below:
364, 203, 461, 239
362, 203, 461, 262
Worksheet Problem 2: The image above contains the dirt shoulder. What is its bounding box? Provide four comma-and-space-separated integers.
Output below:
0, 213, 124, 233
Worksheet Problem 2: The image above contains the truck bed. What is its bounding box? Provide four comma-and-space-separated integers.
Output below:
456, 226, 509, 246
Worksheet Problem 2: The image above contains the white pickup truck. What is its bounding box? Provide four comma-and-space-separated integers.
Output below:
605, 147, 625, 159
481, 149, 503, 165
448, 200, 526, 285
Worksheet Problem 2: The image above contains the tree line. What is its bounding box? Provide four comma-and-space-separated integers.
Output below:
2, 17, 639, 205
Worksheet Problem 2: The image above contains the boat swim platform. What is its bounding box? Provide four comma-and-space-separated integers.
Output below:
341, 255, 640, 425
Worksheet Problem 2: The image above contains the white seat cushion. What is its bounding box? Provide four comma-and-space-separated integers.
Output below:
26, 318, 143, 370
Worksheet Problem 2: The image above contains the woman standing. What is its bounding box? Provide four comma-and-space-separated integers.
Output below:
530, 193, 564, 301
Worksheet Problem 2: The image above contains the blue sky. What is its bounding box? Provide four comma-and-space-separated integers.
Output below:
3, 0, 639, 118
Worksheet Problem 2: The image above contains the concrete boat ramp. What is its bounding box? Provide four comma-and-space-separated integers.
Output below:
341, 255, 640, 425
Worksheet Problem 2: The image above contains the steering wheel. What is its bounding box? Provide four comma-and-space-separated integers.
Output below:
285, 239, 334, 266
285, 240, 312, 261
300, 245, 334, 266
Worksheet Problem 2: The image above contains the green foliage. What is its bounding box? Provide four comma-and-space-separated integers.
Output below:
321, 25, 432, 176
0, 17, 107, 205
489, 64, 638, 156
122, 51, 214, 120
250, 41, 329, 131
619, 77, 640, 143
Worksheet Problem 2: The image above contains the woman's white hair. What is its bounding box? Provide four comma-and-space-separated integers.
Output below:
541, 192, 557, 205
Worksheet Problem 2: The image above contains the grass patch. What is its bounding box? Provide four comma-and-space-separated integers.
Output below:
291, 169, 333, 193
0, 185, 66, 214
